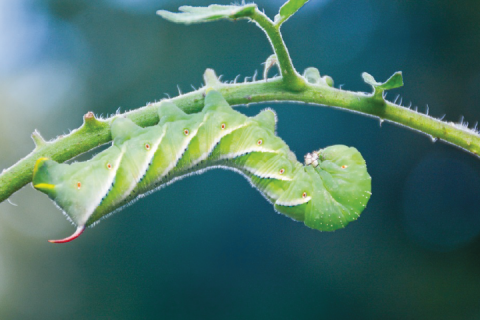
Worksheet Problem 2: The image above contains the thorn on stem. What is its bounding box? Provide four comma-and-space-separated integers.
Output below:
83, 111, 104, 129
31, 130, 47, 148
84, 111, 95, 120
203, 68, 221, 88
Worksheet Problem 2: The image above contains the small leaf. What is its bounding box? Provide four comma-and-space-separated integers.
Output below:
362, 71, 403, 95
322, 75, 334, 87
303, 67, 334, 87
157, 4, 257, 25
379, 72, 403, 91
303, 67, 321, 84
275, 0, 309, 26
362, 72, 378, 87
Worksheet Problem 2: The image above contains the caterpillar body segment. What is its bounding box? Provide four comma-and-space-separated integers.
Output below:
32, 91, 371, 243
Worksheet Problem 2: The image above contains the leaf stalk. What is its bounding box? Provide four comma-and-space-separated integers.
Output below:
249, 10, 306, 91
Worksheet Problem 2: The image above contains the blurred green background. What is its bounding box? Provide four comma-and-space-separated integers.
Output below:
1, 0, 480, 319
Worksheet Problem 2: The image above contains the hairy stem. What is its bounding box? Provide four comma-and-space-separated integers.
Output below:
249, 10, 306, 91
1, 76, 479, 203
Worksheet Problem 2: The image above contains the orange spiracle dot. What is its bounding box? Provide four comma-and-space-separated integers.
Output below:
221, 123, 226, 130
107, 163, 112, 169
341, 165, 348, 169
302, 192, 307, 199
279, 168, 285, 174
145, 143, 151, 150
184, 129, 189, 136
77, 182, 82, 190
257, 139, 263, 145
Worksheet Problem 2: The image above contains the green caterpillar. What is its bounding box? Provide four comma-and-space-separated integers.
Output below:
33, 90, 371, 243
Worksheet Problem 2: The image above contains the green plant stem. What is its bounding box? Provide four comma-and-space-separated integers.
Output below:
1, 77, 479, 204
249, 10, 306, 91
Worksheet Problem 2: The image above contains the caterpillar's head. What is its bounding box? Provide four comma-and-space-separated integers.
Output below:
33, 157, 59, 199
274, 145, 371, 232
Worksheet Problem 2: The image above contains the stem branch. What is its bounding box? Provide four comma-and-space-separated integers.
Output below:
2, 78, 479, 203
249, 10, 306, 91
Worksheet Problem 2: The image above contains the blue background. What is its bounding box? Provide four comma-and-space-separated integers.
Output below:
1, 0, 480, 319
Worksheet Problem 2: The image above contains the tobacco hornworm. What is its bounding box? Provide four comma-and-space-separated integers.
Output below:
33, 90, 371, 243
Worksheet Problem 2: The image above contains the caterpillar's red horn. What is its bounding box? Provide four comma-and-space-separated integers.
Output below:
48, 226, 85, 244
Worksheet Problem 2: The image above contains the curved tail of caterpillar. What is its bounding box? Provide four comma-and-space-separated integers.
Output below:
33, 91, 371, 243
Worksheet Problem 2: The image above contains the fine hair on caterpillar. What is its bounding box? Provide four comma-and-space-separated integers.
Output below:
32, 90, 372, 243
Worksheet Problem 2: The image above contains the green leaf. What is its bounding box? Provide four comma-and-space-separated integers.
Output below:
157, 4, 257, 25
362, 71, 403, 95
362, 72, 378, 87
275, 0, 309, 26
